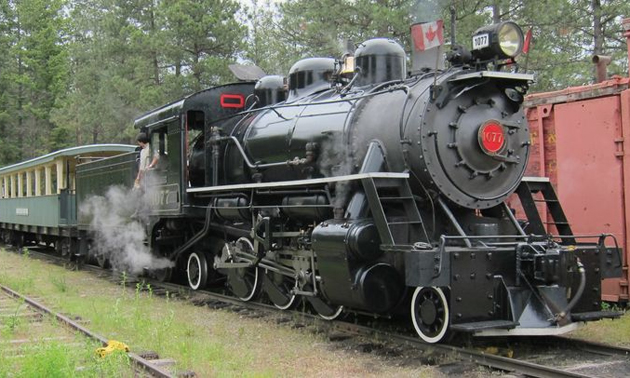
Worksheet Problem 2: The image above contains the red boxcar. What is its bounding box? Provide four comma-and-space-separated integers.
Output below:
521, 18, 630, 303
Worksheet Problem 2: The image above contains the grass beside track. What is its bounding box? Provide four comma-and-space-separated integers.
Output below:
0, 249, 440, 377
571, 304, 630, 346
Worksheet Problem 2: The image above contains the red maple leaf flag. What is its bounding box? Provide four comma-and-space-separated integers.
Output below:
411, 20, 444, 51
522, 27, 533, 54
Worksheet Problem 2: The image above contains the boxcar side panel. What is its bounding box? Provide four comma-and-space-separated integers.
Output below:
555, 97, 627, 302
553, 97, 625, 237
525, 88, 630, 303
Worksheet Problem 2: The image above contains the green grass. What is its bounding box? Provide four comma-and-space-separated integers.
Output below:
571, 312, 630, 346
0, 248, 441, 377
0, 339, 132, 378
50, 274, 69, 293
1, 301, 26, 341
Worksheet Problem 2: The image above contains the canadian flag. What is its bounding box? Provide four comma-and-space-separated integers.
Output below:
411, 20, 444, 51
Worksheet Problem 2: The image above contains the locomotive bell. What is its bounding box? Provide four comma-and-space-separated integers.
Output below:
354, 38, 406, 86
286, 57, 335, 101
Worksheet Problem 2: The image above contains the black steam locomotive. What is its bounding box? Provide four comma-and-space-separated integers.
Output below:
80, 21, 622, 343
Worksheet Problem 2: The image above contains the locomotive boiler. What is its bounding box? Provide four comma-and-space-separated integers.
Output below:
113, 21, 624, 342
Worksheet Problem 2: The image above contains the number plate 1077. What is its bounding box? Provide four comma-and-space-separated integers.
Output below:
472, 33, 490, 50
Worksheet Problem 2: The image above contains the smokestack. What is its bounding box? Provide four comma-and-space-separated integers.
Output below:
592, 55, 612, 83
410, 20, 445, 72
624, 18, 630, 77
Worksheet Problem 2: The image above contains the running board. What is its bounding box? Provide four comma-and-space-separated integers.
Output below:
571, 310, 623, 321
450, 320, 519, 332
474, 323, 579, 337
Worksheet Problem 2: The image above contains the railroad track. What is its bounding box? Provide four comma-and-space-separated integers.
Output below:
11, 245, 630, 378
481, 335, 630, 377
0, 278, 188, 377
128, 281, 630, 378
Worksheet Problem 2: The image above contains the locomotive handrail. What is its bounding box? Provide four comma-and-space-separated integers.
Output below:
202, 82, 413, 129
434, 233, 618, 248
436, 233, 615, 241
503, 202, 527, 236
187, 172, 410, 193
218, 135, 287, 170
599, 233, 623, 269
430, 233, 617, 280
137, 115, 178, 132
437, 198, 472, 248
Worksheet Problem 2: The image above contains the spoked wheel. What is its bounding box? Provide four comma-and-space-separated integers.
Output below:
306, 287, 344, 320
223, 238, 261, 301
228, 266, 260, 302
410, 286, 450, 343
187, 252, 209, 290
263, 270, 298, 310
317, 305, 344, 320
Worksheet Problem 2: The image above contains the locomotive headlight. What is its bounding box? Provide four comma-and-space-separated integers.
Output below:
497, 22, 523, 56
471, 21, 524, 61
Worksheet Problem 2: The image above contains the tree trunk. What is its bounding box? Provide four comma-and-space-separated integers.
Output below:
492, 0, 501, 23
592, 0, 604, 82
149, 2, 160, 85
592, 0, 603, 55
16, 6, 24, 161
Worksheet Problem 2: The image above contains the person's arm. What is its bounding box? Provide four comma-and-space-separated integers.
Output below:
148, 154, 159, 169
134, 170, 143, 188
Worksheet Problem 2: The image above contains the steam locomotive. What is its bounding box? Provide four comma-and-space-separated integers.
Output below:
2, 20, 622, 343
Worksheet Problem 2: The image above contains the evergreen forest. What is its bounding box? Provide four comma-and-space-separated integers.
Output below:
0, 0, 628, 165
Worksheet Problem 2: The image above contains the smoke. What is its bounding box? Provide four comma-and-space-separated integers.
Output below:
79, 184, 174, 275
318, 133, 354, 209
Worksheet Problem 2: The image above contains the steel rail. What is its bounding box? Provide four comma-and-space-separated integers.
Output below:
0, 283, 175, 378
391, 333, 593, 378
548, 336, 630, 357
327, 318, 594, 378
181, 283, 596, 378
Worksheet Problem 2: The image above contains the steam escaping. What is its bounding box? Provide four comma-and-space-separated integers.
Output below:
318, 133, 354, 210
79, 185, 174, 275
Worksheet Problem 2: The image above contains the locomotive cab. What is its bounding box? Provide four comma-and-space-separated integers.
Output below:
133, 83, 256, 211
130, 83, 256, 279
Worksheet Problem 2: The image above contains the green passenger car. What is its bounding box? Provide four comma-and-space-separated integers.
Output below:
0, 145, 136, 249
75, 150, 139, 229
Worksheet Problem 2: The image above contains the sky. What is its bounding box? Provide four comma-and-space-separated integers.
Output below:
238, 0, 286, 7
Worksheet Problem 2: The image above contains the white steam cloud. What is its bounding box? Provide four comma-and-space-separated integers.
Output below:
79, 185, 174, 275
318, 134, 354, 209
